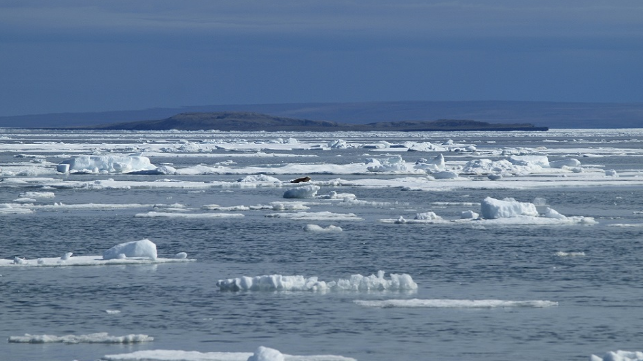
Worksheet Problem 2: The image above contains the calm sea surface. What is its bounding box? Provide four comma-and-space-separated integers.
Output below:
1, 130, 643, 361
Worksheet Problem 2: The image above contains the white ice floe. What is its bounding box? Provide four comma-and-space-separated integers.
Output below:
605, 169, 619, 177
0, 239, 194, 267
304, 224, 343, 233
19, 191, 55, 199
59, 154, 158, 174
0, 203, 34, 214
549, 158, 581, 168
317, 191, 357, 200
591, 351, 643, 361
480, 197, 539, 219
413, 154, 445, 172
394, 212, 445, 224
283, 185, 320, 199
203, 202, 309, 212
461, 210, 479, 219
237, 174, 282, 183
102, 347, 357, 361
366, 155, 419, 173
429, 170, 460, 179
354, 299, 558, 308
480, 197, 597, 225
555, 251, 586, 257
266, 211, 363, 221
135, 211, 245, 219
103, 239, 158, 260
217, 271, 417, 292
8, 332, 153, 344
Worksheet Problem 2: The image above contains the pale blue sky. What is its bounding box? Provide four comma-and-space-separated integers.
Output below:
1, 0, 642, 116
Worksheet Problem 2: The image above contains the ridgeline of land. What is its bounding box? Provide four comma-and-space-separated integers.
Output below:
1, 101, 641, 129
87, 112, 548, 132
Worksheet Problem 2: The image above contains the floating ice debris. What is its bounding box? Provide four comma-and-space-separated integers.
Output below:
20, 191, 55, 199
247, 346, 284, 361
8, 332, 153, 344
430, 170, 459, 179
135, 212, 245, 219
59, 154, 158, 174
549, 158, 581, 168
413, 154, 445, 171
217, 271, 417, 292
480, 197, 539, 219
555, 251, 586, 257
0, 204, 34, 214
393, 212, 445, 224
304, 224, 343, 233
103, 239, 158, 260
591, 350, 643, 361
283, 184, 320, 199
238, 174, 282, 183
317, 191, 356, 200
102, 348, 357, 361
328, 139, 351, 149
106, 310, 121, 314
605, 169, 619, 177
266, 211, 363, 221
366, 155, 415, 173
1, 239, 194, 267
461, 210, 479, 219
354, 299, 558, 308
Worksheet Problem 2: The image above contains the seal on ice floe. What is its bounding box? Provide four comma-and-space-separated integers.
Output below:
290, 176, 311, 183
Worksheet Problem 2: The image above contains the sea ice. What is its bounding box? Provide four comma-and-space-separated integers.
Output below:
101, 348, 357, 361
103, 239, 158, 260
480, 197, 539, 219
591, 350, 643, 361
59, 154, 158, 174
304, 224, 343, 233
354, 299, 558, 308
266, 211, 363, 221
216, 271, 418, 292
283, 185, 320, 199
247, 346, 285, 361
8, 332, 153, 344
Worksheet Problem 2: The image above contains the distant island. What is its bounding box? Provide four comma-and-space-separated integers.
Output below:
85, 112, 549, 132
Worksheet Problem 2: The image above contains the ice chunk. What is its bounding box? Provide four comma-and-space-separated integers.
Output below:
247, 346, 285, 361
461, 210, 479, 219
367, 155, 413, 172
238, 175, 282, 183
283, 185, 320, 199
304, 224, 343, 233
59, 154, 158, 174
430, 170, 459, 179
354, 299, 558, 308
217, 271, 418, 292
480, 197, 539, 219
8, 332, 153, 344
590, 351, 643, 361
103, 239, 157, 260
414, 212, 442, 221
605, 169, 619, 177
550, 158, 581, 168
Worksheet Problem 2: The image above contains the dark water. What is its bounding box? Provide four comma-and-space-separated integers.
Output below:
1, 129, 643, 361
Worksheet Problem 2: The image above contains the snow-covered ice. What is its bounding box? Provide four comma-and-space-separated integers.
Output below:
354, 299, 558, 308
216, 271, 418, 292
304, 224, 343, 233
102, 347, 357, 361
591, 351, 643, 361
8, 332, 153, 344
0, 239, 194, 267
